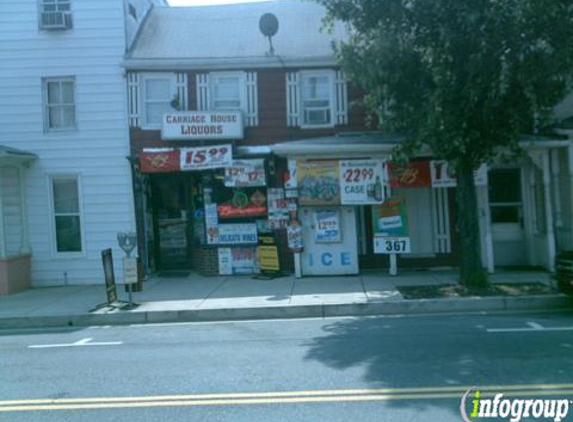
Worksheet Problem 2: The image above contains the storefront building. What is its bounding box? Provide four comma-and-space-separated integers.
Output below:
124, 1, 573, 278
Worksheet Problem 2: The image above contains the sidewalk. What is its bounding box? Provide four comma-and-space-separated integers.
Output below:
0, 270, 570, 329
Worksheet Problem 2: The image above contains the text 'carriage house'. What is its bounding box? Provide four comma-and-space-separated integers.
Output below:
122, 1, 573, 279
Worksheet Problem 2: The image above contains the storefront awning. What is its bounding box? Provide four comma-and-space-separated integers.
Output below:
0, 145, 37, 166
270, 133, 402, 158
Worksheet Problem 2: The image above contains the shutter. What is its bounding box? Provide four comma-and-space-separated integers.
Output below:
246, 71, 258, 126
432, 187, 452, 253
335, 70, 348, 125
196, 73, 210, 111
127, 72, 140, 127
175, 72, 188, 111
286, 71, 300, 127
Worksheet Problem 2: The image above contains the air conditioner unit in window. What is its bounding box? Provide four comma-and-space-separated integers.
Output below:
40, 12, 73, 30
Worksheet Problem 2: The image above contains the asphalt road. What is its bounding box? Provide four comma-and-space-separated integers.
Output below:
1, 310, 573, 421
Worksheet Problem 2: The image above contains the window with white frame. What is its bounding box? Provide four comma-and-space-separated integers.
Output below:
51, 176, 83, 253
142, 74, 176, 128
39, 0, 72, 29
300, 71, 335, 127
43, 77, 76, 131
210, 72, 245, 111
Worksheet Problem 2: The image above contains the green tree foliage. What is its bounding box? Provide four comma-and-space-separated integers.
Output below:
317, 0, 573, 285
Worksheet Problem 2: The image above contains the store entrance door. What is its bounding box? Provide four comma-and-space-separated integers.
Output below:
489, 168, 527, 266
300, 206, 359, 276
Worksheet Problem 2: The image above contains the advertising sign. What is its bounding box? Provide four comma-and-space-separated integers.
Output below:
162, 111, 244, 141
218, 248, 233, 275
140, 149, 180, 173
374, 237, 412, 254
267, 188, 289, 229
389, 161, 432, 188
286, 224, 303, 252
205, 203, 219, 244
258, 234, 281, 274
372, 197, 409, 237
217, 224, 258, 245
180, 144, 232, 171
123, 257, 138, 285
430, 160, 488, 188
340, 160, 386, 205
297, 161, 340, 206
101, 248, 117, 305
314, 209, 342, 243
284, 158, 298, 188
224, 159, 266, 187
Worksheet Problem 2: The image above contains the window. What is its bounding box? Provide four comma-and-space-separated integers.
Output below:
300, 71, 335, 127
210, 72, 245, 111
39, 0, 72, 29
489, 168, 523, 224
43, 77, 76, 131
142, 74, 175, 128
51, 177, 83, 253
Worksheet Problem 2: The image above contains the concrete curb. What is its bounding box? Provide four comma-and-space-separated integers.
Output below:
0, 294, 571, 330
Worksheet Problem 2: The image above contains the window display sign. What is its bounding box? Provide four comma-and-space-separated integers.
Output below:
340, 160, 386, 205
314, 209, 342, 243
224, 159, 266, 187
205, 203, 219, 244
268, 188, 289, 229
389, 161, 431, 188
430, 160, 488, 188
162, 111, 244, 141
217, 223, 258, 245
297, 161, 340, 206
180, 144, 232, 171
372, 197, 409, 237
218, 247, 258, 275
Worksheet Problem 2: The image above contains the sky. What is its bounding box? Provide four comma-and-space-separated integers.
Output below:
168, 0, 275, 6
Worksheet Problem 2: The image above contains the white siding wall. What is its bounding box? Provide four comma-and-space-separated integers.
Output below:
124, 0, 163, 51
0, 0, 135, 285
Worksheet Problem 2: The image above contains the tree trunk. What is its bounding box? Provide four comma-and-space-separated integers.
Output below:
455, 162, 488, 286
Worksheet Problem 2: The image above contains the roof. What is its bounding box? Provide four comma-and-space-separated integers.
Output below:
0, 145, 37, 165
124, 0, 348, 70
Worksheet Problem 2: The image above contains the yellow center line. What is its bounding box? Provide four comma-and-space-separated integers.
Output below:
0, 389, 573, 412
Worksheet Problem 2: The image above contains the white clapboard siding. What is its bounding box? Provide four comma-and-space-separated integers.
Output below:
175, 72, 188, 111
286, 71, 300, 126
196, 73, 210, 111
1, 167, 23, 257
335, 70, 348, 125
0, 0, 138, 285
432, 187, 452, 253
127, 72, 141, 127
246, 71, 258, 126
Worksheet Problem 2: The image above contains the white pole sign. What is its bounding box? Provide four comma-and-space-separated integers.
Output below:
340, 160, 386, 205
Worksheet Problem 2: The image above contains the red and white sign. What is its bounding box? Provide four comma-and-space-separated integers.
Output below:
162, 111, 244, 141
140, 149, 180, 173
224, 159, 266, 187
180, 145, 232, 171
430, 160, 488, 187
340, 160, 386, 205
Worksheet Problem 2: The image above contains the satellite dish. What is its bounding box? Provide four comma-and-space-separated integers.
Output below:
259, 13, 279, 37
259, 13, 279, 55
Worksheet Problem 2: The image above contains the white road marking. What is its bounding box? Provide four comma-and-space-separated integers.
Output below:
487, 323, 573, 333
527, 321, 544, 329
28, 338, 123, 349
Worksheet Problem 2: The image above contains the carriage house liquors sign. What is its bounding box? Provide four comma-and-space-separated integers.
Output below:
162, 111, 244, 141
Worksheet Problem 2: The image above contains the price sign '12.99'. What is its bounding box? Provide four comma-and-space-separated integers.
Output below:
180, 144, 233, 171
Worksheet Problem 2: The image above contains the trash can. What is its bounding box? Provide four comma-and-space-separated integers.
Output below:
555, 251, 573, 295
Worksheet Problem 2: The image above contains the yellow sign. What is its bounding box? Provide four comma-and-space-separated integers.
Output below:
258, 245, 280, 272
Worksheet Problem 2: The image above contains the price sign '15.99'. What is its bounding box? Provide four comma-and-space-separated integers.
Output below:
180, 144, 233, 171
